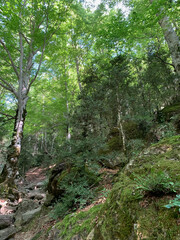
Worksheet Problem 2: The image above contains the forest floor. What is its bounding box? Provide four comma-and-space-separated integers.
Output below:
0, 167, 47, 215
0, 166, 118, 240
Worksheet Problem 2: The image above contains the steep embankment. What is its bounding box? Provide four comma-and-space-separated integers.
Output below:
1, 135, 179, 240
53, 135, 180, 240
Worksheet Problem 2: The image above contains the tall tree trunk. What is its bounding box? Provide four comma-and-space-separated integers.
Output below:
116, 94, 126, 153
150, 0, 180, 76
1, 98, 28, 186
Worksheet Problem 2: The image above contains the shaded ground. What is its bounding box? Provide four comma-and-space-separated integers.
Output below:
0, 167, 47, 216
0, 166, 118, 240
25, 167, 47, 185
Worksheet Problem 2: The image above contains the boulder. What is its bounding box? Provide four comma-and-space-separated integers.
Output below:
14, 199, 40, 227
100, 152, 128, 169
21, 207, 41, 225
27, 191, 45, 200
47, 226, 60, 240
15, 207, 41, 227
0, 226, 16, 240
0, 215, 14, 230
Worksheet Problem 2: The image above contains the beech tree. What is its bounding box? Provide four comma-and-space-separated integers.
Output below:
119, 0, 180, 76
149, 0, 180, 76
0, 0, 71, 186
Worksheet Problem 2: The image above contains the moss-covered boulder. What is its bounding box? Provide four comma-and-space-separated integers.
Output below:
91, 135, 180, 240
52, 204, 102, 240
104, 121, 146, 154
156, 102, 180, 124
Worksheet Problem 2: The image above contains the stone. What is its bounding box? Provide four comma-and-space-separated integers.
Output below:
36, 182, 45, 188
0, 215, 14, 230
16, 199, 39, 213
71, 235, 83, 240
0, 226, 16, 240
44, 194, 54, 207
8, 195, 15, 202
28, 192, 45, 200
86, 229, 94, 240
15, 207, 41, 227
21, 207, 41, 225
14, 199, 40, 227
101, 152, 128, 169
47, 226, 60, 240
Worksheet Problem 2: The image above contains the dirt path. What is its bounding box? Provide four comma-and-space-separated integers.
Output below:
25, 167, 47, 185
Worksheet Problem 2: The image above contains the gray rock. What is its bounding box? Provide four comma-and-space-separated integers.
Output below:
47, 226, 60, 240
22, 207, 41, 224
71, 235, 83, 240
36, 181, 45, 188
28, 192, 45, 200
0, 215, 14, 230
14, 199, 40, 227
0, 226, 16, 240
16, 199, 39, 213
15, 207, 41, 227
86, 229, 94, 240
101, 152, 127, 169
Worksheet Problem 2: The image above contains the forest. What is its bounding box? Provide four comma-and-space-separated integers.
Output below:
0, 0, 180, 239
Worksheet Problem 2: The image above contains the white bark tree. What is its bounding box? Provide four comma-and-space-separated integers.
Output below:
0, 0, 70, 187
150, 0, 180, 76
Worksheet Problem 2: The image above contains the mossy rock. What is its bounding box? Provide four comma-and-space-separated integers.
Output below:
123, 120, 142, 139
99, 152, 128, 169
107, 136, 122, 151
106, 121, 144, 152
157, 102, 180, 122
54, 204, 102, 240
91, 135, 180, 239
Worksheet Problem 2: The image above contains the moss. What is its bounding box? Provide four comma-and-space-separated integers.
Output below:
157, 103, 180, 122
161, 103, 180, 114
107, 136, 122, 151
105, 121, 143, 153
137, 198, 180, 239
154, 134, 180, 145
123, 120, 142, 139
56, 204, 102, 240
92, 135, 180, 239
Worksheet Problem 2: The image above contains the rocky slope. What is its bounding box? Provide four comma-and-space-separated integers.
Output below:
51, 135, 180, 240
0, 167, 47, 240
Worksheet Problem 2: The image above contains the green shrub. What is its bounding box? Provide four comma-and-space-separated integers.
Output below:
134, 171, 179, 196
127, 138, 145, 157
164, 195, 180, 213
50, 170, 97, 219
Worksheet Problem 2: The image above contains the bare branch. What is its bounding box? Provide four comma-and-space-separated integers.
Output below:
0, 77, 18, 98
155, 53, 176, 70
21, 32, 30, 45
0, 81, 12, 93
0, 39, 19, 79
27, 44, 46, 94
0, 112, 15, 119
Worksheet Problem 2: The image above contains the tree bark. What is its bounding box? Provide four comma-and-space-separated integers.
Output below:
116, 94, 126, 153
150, 0, 180, 76
1, 99, 28, 185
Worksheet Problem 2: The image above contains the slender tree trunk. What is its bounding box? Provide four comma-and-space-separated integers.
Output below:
1, 98, 28, 185
116, 94, 126, 153
150, 0, 180, 76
